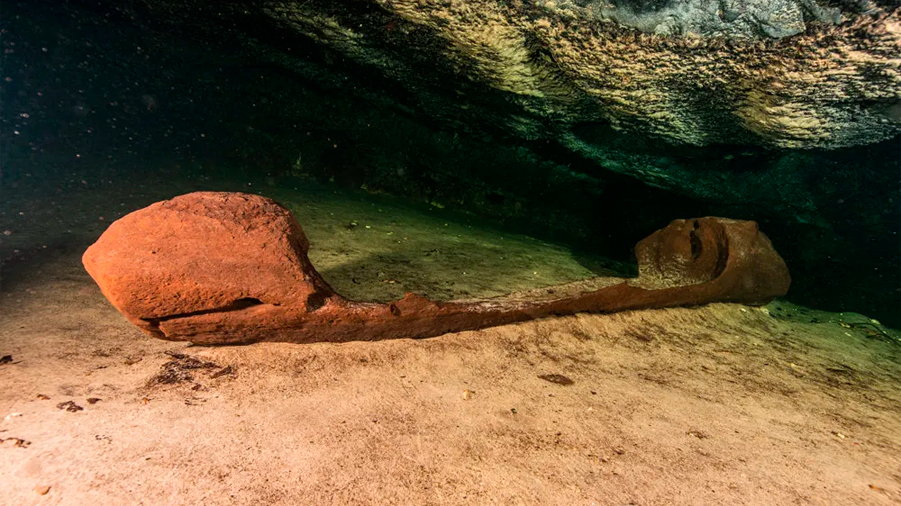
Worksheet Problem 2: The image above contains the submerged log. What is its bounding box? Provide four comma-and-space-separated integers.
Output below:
82, 192, 790, 345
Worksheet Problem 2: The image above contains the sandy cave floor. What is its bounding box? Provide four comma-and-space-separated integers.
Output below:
1, 164, 901, 505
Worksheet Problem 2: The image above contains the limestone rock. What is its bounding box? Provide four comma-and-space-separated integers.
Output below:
254, 0, 900, 149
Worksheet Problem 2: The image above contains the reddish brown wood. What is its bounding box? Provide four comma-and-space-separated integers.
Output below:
83, 192, 790, 345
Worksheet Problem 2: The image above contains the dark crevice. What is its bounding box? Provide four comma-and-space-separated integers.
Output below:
714, 241, 729, 278
305, 292, 329, 312
689, 229, 703, 260
141, 298, 265, 328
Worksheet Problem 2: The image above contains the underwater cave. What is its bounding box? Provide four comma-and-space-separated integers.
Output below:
1, 0, 899, 503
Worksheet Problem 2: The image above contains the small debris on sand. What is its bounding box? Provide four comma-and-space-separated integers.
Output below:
148, 351, 222, 386
538, 374, 574, 386
210, 365, 235, 379
0, 437, 31, 448
56, 401, 83, 412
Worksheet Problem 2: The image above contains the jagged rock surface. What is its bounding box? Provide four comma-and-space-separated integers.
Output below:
254, 0, 901, 149
129, 0, 901, 150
